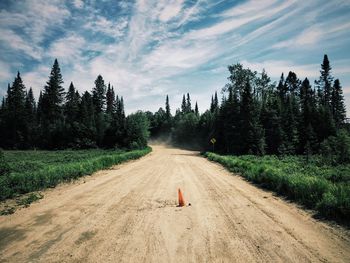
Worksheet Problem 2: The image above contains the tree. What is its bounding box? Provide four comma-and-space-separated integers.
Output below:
125, 111, 150, 149
240, 79, 264, 155
92, 75, 106, 114
186, 93, 192, 113
181, 94, 186, 113
299, 78, 318, 153
195, 102, 199, 116
3, 72, 27, 148
24, 87, 36, 147
92, 75, 107, 146
106, 83, 115, 115
314, 55, 336, 143
315, 54, 333, 107
42, 59, 65, 121
65, 82, 80, 123
165, 95, 171, 120
331, 79, 346, 128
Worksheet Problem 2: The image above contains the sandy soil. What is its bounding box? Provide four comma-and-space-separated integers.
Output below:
0, 145, 349, 262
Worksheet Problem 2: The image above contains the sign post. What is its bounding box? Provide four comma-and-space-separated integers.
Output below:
210, 138, 216, 152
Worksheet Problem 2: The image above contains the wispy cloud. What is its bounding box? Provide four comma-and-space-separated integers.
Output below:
0, 0, 349, 114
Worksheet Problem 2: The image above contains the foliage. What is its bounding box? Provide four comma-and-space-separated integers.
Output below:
0, 149, 10, 176
125, 111, 150, 149
16, 192, 43, 207
320, 130, 350, 164
0, 59, 131, 150
145, 54, 346, 158
205, 152, 350, 221
0, 147, 151, 200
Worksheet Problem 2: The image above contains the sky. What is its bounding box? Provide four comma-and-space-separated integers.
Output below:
0, 0, 349, 115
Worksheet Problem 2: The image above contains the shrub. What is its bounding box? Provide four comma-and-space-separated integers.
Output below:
321, 129, 350, 164
0, 149, 10, 176
205, 152, 350, 221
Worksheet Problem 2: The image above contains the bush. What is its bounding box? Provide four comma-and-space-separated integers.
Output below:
321, 130, 350, 164
0, 149, 10, 176
0, 147, 152, 200
205, 152, 350, 221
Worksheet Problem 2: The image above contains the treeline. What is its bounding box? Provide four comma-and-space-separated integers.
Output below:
147, 55, 348, 158
0, 59, 149, 149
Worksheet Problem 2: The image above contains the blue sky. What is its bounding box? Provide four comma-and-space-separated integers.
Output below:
0, 0, 349, 115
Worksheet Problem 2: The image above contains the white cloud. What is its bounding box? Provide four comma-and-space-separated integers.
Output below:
158, 0, 184, 22
0, 61, 12, 81
84, 16, 128, 38
48, 34, 85, 62
73, 0, 84, 9
0, 29, 42, 60
241, 60, 319, 79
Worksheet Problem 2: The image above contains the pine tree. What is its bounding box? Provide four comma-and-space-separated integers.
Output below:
210, 95, 214, 112
331, 79, 346, 128
214, 92, 218, 109
316, 54, 333, 107
92, 75, 106, 114
42, 59, 65, 121
299, 78, 318, 153
314, 55, 336, 143
186, 93, 192, 113
24, 87, 36, 147
106, 83, 115, 115
195, 102, 199, 116
181, 94, 186, 113
240, 79, 264, 155
65, 82, 80, 123
165, 95, 171, 120
261, 92, 283, 154
221, 87, 240, 153
6, 72, 27, 148
37, 91, 43, 124
79, 91, 96, 148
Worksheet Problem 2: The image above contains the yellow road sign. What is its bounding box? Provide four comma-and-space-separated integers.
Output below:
210, 138, 216, 144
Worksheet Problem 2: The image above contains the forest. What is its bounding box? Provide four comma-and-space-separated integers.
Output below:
147, 54, 349, 161
0, 59, 149, 150
0, 54, 349, 159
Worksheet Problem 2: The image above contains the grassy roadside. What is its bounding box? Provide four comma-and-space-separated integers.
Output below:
204, 152, 350, 222
0, 147, 151, 201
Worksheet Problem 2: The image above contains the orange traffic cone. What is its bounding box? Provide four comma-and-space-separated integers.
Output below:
178, 188, 185, 207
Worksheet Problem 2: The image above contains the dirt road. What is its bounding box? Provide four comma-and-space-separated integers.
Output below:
1, 145, 349, 262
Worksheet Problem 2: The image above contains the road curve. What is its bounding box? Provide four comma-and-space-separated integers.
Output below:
0, 145, 349, 262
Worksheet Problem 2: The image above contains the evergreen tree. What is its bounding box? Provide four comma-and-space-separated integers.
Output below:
299, 78, 318, 153
221, 87, 240, 153
261, 91, 283, 154
165, 95, 171, 120
92, 75, 106, 114
106, 83, 115, 115
181, 94, 186, 113
186, 93, 192, 113
78, 91, 96, 148
65, 82, 80, 123
5, 72, 27, 148
331, 79, 346, 128
195, 102, 199, 116
210, 95, 214, 112
42, 59, 65, 121
240, 79, 264, 155
315, 54, 333, 107
24, 87, 36, 147
315, 55, 336, 142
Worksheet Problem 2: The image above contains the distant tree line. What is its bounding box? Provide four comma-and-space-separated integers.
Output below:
147, 55, 349, 158
0, 59, 149, 149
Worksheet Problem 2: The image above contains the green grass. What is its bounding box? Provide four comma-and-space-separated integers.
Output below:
0, 147, 151, 200
204, 153, 350, 221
